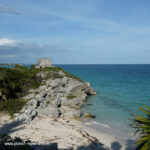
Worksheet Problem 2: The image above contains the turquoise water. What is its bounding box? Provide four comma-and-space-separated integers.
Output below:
57, 64, 150, 133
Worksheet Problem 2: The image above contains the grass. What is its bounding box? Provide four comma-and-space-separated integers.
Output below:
67, 95, 77, 99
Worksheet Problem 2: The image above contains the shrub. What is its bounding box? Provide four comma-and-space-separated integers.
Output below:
45, 72, 63, 80
0, 66, 41, 100
67, 95, 77, 99
130, 105, 150, 150
0, 66, 41, 115
0, 98, 27, 117
46, 101, 50, 105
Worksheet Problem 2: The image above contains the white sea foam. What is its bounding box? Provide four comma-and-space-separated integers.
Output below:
85, 122, 91, 126
92, 121, 100, 125
92, 121, 110, 128
100, 124, 110, 128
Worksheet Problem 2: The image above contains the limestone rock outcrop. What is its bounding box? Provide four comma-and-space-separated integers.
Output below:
16, 68, 96, 122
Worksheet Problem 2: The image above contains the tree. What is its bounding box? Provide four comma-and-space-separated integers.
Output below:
130, 106, 150, 150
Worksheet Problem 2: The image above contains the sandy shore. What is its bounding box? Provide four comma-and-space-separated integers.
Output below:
0, 113, 135, 150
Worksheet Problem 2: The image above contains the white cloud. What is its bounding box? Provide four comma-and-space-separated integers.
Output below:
0, 38, 19, 46
0, 38, 68, 59
0, 4, 20, 15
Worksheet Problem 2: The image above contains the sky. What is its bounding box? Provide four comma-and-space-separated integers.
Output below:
0, 0, 150, 64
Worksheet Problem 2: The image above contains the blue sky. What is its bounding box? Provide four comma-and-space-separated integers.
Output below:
0, 0, 150, 64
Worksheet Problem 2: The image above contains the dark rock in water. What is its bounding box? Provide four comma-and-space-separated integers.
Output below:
87, 104, 92, 106
84, 113, 96, 119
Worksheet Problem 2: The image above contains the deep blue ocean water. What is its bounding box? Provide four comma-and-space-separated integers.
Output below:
57, 64, 150, 133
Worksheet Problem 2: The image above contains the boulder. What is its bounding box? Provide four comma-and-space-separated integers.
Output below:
54, 98, 62, 107
84, 112, 96, 119
50, 79, 61, 90
70, 98, 83, 109
26, 99, 39, 109
25, 93, 35, 100
60, 106, 81, 119
61, 97, 70, 106
38, 105, 60, 118
61, 97, 84, 109
16, 109, 37, 123
17, 99, 39, 122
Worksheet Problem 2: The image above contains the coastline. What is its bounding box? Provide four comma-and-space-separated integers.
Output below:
0, 113, 135, 150
0, 65, 136, 149
83, 119, 136, 140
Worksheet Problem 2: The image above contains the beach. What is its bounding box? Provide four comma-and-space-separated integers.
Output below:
1, 64, 149, 150
0, 113, 135, 150
0, 0, 150, 149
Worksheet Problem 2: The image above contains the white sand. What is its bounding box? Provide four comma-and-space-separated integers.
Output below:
0, 114, 135, 150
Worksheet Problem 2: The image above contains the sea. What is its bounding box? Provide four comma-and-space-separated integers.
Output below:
57, 64, 150, 138
1, 64, 150, 138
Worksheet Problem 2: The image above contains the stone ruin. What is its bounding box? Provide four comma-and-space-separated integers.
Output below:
37, 58, 53, 68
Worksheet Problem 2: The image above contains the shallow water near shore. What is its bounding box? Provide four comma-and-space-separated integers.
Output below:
57, 64, 150, 138
83, 119, 136, 140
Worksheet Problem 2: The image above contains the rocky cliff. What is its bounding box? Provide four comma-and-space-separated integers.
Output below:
16, 67, 96, 122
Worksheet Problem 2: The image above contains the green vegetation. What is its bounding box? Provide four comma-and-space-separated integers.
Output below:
46, 101, 50, 105
45, 71, 63, 80
0, 65, 42, 116
67, 95, 77, 99
0, 65, 83, 116
0, 65, 41, 99
65, 73, 83, 82
39, 66, 83, 82
0, 98, 27, 117
130, 105, 150, 150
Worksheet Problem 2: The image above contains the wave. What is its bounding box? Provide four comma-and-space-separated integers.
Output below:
92, 121, 110, 128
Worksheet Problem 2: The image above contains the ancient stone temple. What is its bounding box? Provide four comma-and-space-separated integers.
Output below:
37, 58, 52, 68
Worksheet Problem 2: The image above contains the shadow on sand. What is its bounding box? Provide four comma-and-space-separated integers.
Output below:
0, 120, 136, 150
0, 119, 24, 135
110, 140, 135, 150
